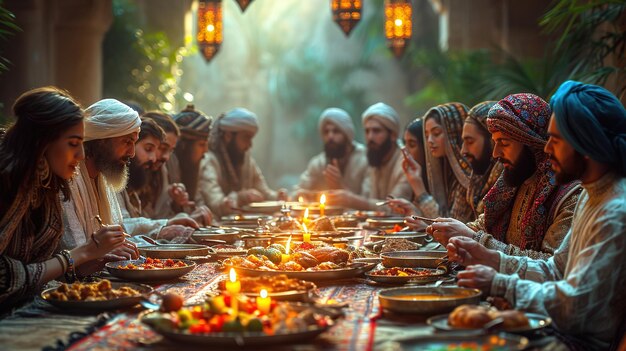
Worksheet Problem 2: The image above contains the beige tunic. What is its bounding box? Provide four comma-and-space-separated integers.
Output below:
361, 147, 413, 209
294, 142, 368, 194
196, 151, 278, 217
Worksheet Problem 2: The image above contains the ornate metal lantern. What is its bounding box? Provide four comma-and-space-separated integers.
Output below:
331, 0, 362, 36
197, 0, 223, 62
384, 0, 412, 57
235, 0, 253, 12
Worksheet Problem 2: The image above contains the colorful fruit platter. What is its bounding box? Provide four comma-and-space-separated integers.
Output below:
221, 241, 376, 281
141, 278, 335, 346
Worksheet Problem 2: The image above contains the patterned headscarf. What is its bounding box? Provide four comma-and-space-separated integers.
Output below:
482, 93, 557, 249
174, 105, 212, 140
465, 101, 502, 218
551, 80, 626, 176
423, 103, 471, 217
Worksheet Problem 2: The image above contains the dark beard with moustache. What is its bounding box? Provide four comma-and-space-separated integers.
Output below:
367, 136, 393, 167
128, 157, 151, 192
227, 137, 245, 169
502, 146, 537, 187
552, 151, 586, 185
469, 142, 494, 175
324, 140, 348, 160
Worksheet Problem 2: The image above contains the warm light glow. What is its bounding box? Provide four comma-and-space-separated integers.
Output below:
229, 267, 237, 282
303, 224, 310, 243
197, 0, 223, 62
384, 0, 412, 57
320, 194, 326, 205
207, 24, 215, 32
303, 208, 309, 220
298, 196, 304, 203
260, 289, 268, 298
256, 289, 271, 314
331, 0, 362, 36
286, 236, 292, 255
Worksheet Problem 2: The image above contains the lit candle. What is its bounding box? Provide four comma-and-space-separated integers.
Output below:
319, 194, 326, 217
256, 289, 271, 314
281, 236, 292, 263
298, 196, 304, 203
303, 223, 311, 243
225, 268, 240, 318
302, 208, 310, 227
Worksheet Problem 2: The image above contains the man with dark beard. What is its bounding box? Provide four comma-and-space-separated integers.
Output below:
293, 108, 367, 198
327, 102, 412, 210
462, 101, 504, 219
196, 108, 287, 216
445, 81, 626, 350
427, 93, 582, 259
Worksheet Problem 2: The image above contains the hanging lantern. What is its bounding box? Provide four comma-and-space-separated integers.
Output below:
197, 0, 223, 62
384, 0, 412, 57
331, 0, 362, 36
235, 0, 253, 12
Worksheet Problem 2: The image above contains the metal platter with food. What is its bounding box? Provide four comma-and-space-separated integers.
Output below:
427, 304, 552, 334
381, 250, 448, 269
139, 244, 212, 259
193, 227, 241, 244
378, 287, 482, 315
365, 267, 447, 284
41, 279, 152, 311
141, 298, 334, 346
106, 258, 196, 282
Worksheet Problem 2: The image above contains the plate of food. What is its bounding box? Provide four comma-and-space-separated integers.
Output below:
378, 287, 482, 315
105, 258, 196, 282
216, 274, 317, 301
427, 304, 552, 334
365, 267, 446, 284
41, 279, 152, 311
381, 250, 447, 269
141, 301, 334, 346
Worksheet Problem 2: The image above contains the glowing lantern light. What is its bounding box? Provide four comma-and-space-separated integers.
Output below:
384, 0, 412, 57
331, 0, 362, 36
197, 0, 223, 62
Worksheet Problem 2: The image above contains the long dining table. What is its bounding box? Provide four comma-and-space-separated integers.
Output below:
0, 241, 566, 351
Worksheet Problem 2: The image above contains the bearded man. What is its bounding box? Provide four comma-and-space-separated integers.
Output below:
427, 94, 582, 259
462, 101, 504, 218
196, 108, 287, 216
328, 102, 412, 210
294, 107, 367, 198
117, 118, 199, 242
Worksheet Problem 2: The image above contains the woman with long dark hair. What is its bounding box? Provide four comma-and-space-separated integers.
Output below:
0, 87, 126, 314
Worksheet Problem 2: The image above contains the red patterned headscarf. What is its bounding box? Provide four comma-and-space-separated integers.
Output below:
482, 93, 557, 250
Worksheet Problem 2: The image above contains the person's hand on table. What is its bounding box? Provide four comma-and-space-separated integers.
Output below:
403, 215, 428, 231
456, 264, 497, 295
426, 217, 475, 244
158, 224, 195, 241
447, 236, 500, 269
167, 216, 199, 229
107, 240, 139, 260
169, 183, 192, 208
190, 205, 213, 226
387, 198, 417, 216
323, 159, 342, 189
238, 189, 264, 206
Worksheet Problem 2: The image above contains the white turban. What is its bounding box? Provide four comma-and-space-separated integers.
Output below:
84, 99, 141, 142
318, 107, 355, 142
219, 108, 259, 134
361, 102, 400, 136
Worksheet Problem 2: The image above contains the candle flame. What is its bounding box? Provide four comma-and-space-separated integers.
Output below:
298, 196, 304, 203
303, 223, 308, 233
320, 194, 326, 205
229, 267, 237, 282
286, 235, 292, 255
303, 208, 309, 220
260, 289, 268, 298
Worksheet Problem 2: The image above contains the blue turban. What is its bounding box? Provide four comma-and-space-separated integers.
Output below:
550, 80, 626, 176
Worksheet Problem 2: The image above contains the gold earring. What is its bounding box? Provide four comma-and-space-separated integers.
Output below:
37, 157, 51, 189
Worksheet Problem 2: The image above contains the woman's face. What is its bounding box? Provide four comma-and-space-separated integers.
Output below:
424, 118, 447, 158
45, 122, 85, 180
403, 130, 422, 161
191, 139, 209, 164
